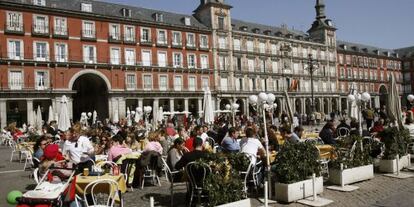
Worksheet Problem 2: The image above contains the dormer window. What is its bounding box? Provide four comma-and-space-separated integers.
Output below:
286, 33, 293, 38
352, 46, 358, 51
264, 30, 272, 35
342, 45, 347, 50
154, 13, 164, 22
275, 32, 282, 37
240, 26, 247, 31
362, 48, 368, 53
252, 28, 260, 33
121, 8, 131, 17
184, 17, 191, 26
33, 0, 45, 6
374, 50, 379, 55
81, 3, 92, 12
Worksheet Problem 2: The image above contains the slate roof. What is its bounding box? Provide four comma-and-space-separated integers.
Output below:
395, 46, 414, 58
1, 0, 209, 30
337, 40, 399, 58
231, 19, 310, 41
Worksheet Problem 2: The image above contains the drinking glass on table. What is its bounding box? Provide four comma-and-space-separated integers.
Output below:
83, 168, 89, 176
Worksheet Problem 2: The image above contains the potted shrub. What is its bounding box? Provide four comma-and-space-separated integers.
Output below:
271, 142, 323, 203
329, 135, 374, 185
378, 127, 411, 173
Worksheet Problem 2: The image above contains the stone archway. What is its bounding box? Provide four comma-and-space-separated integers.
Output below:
236, 99, 244, 115
379, 85, 388, 108
220, 99, 231, 110
323, 98, 329, 114
295, 99, 302, 114
305, 98, 312, 115
72, 73, 109, 121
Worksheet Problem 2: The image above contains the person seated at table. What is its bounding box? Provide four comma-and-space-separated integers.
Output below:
292, 126, 304, 142
349, 119, 370, 136
319, 121, 337, 145
167, 138, 188, 171
336, 118, 351, 137
404, 111, 414, 137
267, 125, 280, 150
279, 126, 297, 143
33, 136, 48, 160
240, 127, 266, 164
94, 132, 111, 155
62, 124, 95, 174
143, 131, 163, 155
221, 127, 240, 153
175, 138, 209, 170
108, 135, 132, 162
370, 120, 384, 135
185, 126, 202, 152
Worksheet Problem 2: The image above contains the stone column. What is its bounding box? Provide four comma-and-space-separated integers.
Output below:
153, 98, 159, 125
27, 99, 34, 126
245, 97, 250, 117
118, 97, 126, 119
170, 98, 175, 113
198, 98, 203, 114
138, 99, 143, 109
302, 98, 306, 115
0, 99, 7, 128
184, 98, 189, 112
374, 96, 380, 108
67, 97, 73, 120
216, 98, 221, 111
338, 97, 342, 113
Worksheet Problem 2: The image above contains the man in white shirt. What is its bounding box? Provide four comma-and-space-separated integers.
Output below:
62, 126, 94, 173
240, 127, 265, 164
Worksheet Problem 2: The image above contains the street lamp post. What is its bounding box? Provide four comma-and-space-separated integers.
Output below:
347, 92, 371, 136
305, 54, 319, 115
249, 92, 276, 206
225, 103, 240, 127
407, 94, 414, 109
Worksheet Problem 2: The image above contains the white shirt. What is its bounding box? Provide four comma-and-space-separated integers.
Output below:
200, 132, 209, 143
63, 136, 94, 164
240, 137, 264, 163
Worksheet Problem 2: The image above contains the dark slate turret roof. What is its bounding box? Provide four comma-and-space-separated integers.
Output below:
337, 40, 399, 58
231, 19, 310, 41
1, 0, 209, 30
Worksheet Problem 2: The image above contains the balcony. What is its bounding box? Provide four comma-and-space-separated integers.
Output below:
156, 41, 168, 48
53, 27, 68, 39
81, 30, 96, 41
5, 22, 24, 35
171, 42, 182, 49
32, 24, 49, 37
9, 82, 23, 90
108, 33, 122, 43
186, 44, 196, 50
140, 39, 152, 46
123, 35, 136, 45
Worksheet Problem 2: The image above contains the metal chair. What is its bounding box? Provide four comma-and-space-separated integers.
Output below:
32, 168, 40, 184
22, 150, 34, 170
239, 161, 253, 197
83, 179, 119, 207
9, 140, 23, 162
161, 157, 186, 207
337, 127, 350, 137
141, 156, 161, 189
186, 161, 211, 207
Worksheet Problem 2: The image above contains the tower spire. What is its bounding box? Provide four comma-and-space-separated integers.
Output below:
315, 0, 326, 20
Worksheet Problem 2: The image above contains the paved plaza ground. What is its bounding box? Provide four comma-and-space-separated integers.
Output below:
1, 145, 413, 207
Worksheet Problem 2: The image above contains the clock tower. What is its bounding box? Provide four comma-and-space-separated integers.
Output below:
308, 0, 337, 47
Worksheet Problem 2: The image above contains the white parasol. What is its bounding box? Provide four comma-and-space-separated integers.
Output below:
58, 95, 71, 131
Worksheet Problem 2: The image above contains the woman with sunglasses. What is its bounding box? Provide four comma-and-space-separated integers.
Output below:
33, 136, 48, 160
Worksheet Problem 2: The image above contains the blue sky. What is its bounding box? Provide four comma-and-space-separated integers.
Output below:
101, 0, 414, 49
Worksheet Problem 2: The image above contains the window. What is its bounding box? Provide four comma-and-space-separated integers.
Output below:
157, 51, 167, 67
251, 78, 256, 91
159, 75, 167, 91
188, 76, 196, 91
235, 57, 241, 71
6, 11, 23, 32
259, 42, 265, 53
201, 55, 209, 69
141, 28, 151, 43
233, 39, 240, 50
271, 44, 277, 55
237, 78, 244, 91
9, 70, 23, 90
141, 50, 151, 66
81, 3, 92, 12
155, 13, 164, 22
174, 76, 182, 91
186, 33, 195, 47
202, 77, 209, 89
184, 17, 191, 26
55, 43, 67, 62
34, 42, 49, 61
109, 24, 120, 40
33, 15, 48, 34
272, 61, 278, 73
218, 17, 224, 30
143, 75, 152, 90
157, 30, 167, 44
248, 59, 254, 72
320, 51, 325, 60
7, 39, 23, 60
124, 48, 136, 66
35, 71, 48, 90
83, 45, 97, 63
173, 53, 182, 68
54, 17, 67, 36
124, 25, 135, 42
82, 21, 95, 38
121, 8, 131, 17
188, 54, 196, 68
219, 37, 226, 49
110, 48, 120, 64
200, 35, 208, 48
261, 59, 266, 72
126, 74, 136, 90
220, 77, 228, 91
247, 41, 254, 52
339, 54, 344, 64
172, 32, 182, 46
302, 48, 308, 58
347, 68, 352, 78
33, 0, 46, 6
219, 56, 226, 70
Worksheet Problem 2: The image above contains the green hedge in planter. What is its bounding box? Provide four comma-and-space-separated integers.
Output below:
329, 135, 372, 170
271, 142, 321, 184
379, 127, 410, 160
196, 153, 249, 206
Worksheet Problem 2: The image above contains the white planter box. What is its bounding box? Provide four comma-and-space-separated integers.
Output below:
329, 164, 374, 185
274, 177, 323, 203
379, 155, 410, 173
215, 198, 253, 207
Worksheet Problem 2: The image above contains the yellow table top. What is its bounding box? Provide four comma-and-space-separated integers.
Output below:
76, 174, 127, 195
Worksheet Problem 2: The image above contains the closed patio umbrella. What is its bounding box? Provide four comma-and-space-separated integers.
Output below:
47, 105, 54, 124
349, 82, 360, 121
387, 73, 403, 129
113, 109, 119, 124
135, 107, 142, 123
92, 110, 97, 125
36, 105, 43, 130
203, 88, 214, 124
58, 95, 71, 131
126, 107, 132, 127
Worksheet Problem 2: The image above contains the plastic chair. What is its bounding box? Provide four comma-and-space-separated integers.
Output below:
21, 150, 34, 170
33, 168, 40, 184
141, 156, 161, 189
9, 140, 23, 162
186, 161, 211, 207
161, 157, 186, 207
83, 179, 119, 207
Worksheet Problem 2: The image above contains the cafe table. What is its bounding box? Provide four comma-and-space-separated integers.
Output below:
75, 173, 127, 206
18, 142, 35, 154
316, 144, 335, 159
